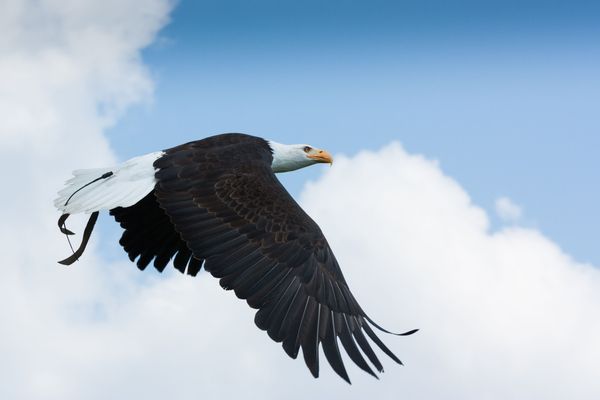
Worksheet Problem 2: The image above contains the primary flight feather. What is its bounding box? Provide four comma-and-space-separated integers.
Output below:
54, 133, 417, 383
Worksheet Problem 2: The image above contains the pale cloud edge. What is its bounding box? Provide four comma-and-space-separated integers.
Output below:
495, 196, 523, 223
1, 1, 599, 399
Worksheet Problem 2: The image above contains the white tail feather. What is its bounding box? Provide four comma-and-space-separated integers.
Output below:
54, 151, 164, 214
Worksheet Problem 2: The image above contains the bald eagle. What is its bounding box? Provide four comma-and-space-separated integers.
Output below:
55, 133, 416, 383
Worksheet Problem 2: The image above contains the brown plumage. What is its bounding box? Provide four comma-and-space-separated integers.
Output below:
58, 133, 417, 383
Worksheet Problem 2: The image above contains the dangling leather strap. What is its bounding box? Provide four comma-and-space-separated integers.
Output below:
57, 170, 113, 265
57, 211, 99, 265
58, 213, 75, 235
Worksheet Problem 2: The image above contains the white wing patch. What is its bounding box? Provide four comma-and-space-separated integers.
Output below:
54, 151, 164, 214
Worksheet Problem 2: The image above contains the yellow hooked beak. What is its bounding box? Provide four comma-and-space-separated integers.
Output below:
307, 149, 334, 165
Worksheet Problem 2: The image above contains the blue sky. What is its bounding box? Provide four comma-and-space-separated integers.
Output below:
106, 0, 600, 265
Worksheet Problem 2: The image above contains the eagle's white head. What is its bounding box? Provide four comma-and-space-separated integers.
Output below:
268, 140, 333, 173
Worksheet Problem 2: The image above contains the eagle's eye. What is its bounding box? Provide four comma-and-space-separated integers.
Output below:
303, 146, 312, 153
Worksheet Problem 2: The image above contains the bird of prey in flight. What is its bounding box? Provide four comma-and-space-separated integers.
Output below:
55, 133, 417, 383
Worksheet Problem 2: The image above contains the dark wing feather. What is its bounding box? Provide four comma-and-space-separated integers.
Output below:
152, 133, 415, 382
109, 192, 202, 276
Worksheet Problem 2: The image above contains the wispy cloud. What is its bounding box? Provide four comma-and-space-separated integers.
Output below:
495, 196, 523, 223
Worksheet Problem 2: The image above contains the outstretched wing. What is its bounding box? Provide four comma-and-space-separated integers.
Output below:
154, 133, 416, 382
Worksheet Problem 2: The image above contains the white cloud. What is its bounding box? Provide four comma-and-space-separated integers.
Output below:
301, 145, 600, 398
2, 2, 599, 399
495, 196, 523, 223
0, 1, 174, 399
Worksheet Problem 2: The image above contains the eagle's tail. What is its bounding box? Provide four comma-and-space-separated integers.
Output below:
54, 151, 164, 215
54, 151, 164, 264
